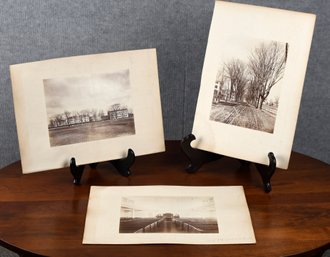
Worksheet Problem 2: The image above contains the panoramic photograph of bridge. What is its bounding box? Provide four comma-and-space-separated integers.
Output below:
119, 196, 219, 234
210, 39, 288, 133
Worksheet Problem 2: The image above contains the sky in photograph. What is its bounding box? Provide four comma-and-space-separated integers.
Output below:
43, 69, 131, 118
217, 37, 286, 101
121, 196, 217, 218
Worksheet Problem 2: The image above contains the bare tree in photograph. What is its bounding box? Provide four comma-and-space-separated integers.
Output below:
91, 109, 98, 121
64, 111, 71, 125
224, 59, 247, 102
248, 41, 287, 110
215, 67, 226, 85
245, 77, 260, 108
234, 61, 247, 102
210, 39, 288, 134
55, 114, 64, 125
98, 109, 105, 118
111, 103, 121, 111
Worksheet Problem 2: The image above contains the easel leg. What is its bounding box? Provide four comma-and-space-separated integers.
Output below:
110, 149, 135, 177
180, 134, 222, 173
69, 149, 135, 184
70, 158, 85, 185
181, 134, 277, 192
255, 152, 277, 193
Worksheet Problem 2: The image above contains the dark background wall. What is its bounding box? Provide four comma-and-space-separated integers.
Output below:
0, 0, 329, 169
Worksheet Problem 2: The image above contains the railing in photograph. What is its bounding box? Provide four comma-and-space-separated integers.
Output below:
119, 218, 161, 233
174, 218, 219, 233
135, 218, 164, 233
174, 220, 203, 233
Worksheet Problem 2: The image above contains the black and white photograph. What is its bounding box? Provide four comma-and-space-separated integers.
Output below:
83, 186, 256, 244
192, 1, 315, 169
44, 70, 135, 147
10, 49, 165, 173
210, 39, 287, 134
119, 196, 219, 234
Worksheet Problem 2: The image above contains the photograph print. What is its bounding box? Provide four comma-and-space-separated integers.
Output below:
192, 1, 316, 169
210, 38, 288, 134
44, 70, 135, 147
83, 185, 256, 244
119, 196, 219, 234
11, 49, 165, 173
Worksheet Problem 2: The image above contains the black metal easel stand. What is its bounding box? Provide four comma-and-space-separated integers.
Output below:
181, 134, 276, 193
70, 149, 135, 185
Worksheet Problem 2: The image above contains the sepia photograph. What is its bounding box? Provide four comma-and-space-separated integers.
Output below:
119, 196, 218, 234
83, 186, 256, 245
10, 49, 165, 173
192, 1, 316, 169
209, 39, 287, 134
44, 70, 135, 147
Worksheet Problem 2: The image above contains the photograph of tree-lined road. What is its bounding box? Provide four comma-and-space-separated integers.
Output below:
210, 39, 288, 133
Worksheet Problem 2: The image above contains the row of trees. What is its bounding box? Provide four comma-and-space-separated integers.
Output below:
215, 41, 287, 110
48, 103, 131, 128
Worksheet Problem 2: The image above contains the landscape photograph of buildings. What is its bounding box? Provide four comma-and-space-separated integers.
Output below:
43, 69, 135, 147
210, 38, 288, 133
119, 196, 219, 234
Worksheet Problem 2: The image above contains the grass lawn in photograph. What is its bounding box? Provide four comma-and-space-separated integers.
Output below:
48, 118, 135, 146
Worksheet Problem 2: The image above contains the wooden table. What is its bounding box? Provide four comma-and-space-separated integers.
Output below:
0, 141, 329, 257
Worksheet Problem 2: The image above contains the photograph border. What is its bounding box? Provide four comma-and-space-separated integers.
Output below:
10, 49, 165, 173
83, 186, 256, 245
192, 1, 316, 169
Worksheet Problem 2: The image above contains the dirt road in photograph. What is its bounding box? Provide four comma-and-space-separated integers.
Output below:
210, 102, 276, 133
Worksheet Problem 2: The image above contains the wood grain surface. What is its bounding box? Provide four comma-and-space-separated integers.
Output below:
0, 141, 329, 257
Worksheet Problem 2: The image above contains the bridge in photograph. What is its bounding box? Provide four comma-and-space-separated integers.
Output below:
119, 213, 219, 234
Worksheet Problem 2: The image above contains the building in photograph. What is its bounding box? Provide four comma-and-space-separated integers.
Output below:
213, 80, 234, 103
108, 108, 129, 120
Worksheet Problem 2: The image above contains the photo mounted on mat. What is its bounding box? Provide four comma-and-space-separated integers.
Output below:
192, 1, 316, 169
83, 186, 256, 245
10, 49, 165, 173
